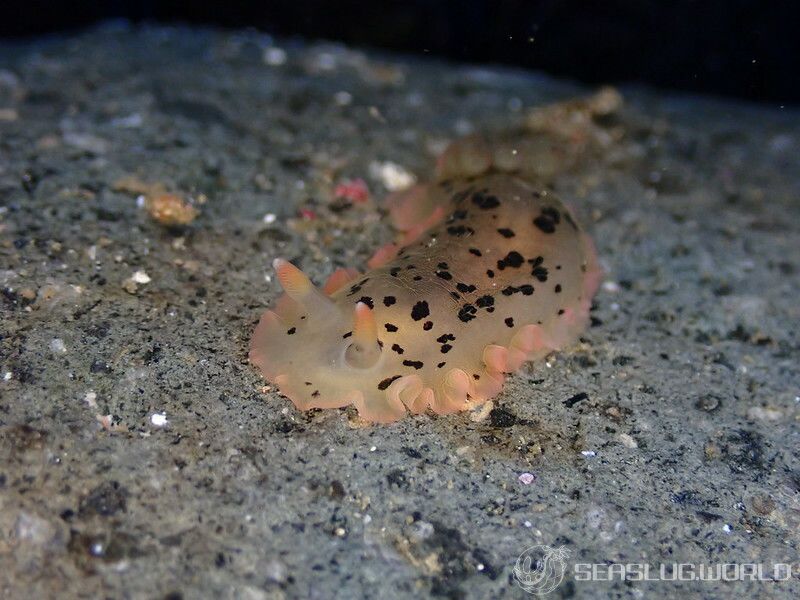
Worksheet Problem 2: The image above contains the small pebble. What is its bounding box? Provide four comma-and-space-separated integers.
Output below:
84, 391, 98, 408
369, 160, 416, 191
111, 113, 143, 128
313, 52, 336, 71
746, 406, 783, 421
334, 91, 353, 106
263, 47, 287, 66
49, 338, 67, 354
131, 270, 151, 284
146, 193, 198, 226
518, 472, 536, 485
62, 131, 109, 154
150, 412, 168, 427
264, 558, 289, 584
454, 118, 474, 135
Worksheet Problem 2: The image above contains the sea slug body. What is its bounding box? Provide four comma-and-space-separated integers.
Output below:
250, 90, 618, 423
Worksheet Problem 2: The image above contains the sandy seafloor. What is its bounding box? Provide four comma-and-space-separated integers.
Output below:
0, 24, 798, 600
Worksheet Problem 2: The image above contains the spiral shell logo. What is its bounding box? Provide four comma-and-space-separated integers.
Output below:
514, 544, 571, 595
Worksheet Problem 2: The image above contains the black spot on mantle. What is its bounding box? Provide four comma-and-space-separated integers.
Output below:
497, 251, 524, 270
377, 375, 401, 390
471, 191, 500, 209
533, 207, 561, 233
411, 301, 430, 321
457, 304, 477, 322
403, 359, 424, 370
447, 225, 475, 237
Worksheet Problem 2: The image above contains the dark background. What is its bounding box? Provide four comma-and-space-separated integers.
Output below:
1, 1, 797, 104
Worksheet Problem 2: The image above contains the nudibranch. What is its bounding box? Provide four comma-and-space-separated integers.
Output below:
250, 89, 618, 423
